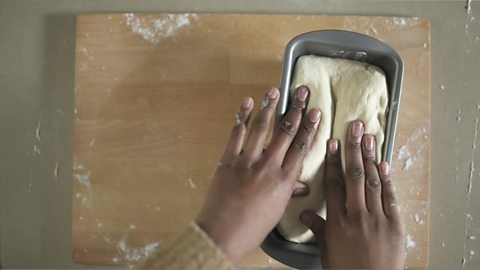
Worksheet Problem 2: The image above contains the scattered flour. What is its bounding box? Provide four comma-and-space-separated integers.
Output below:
33, 144, 41, 156
405, 233, 416, 250
116, 233, 160, 267
187, 178, 197, 189
466, 0, 472, 14
123, 13, 198, 44
35, 120, 41, 140
73, 160, 93, 207
54, 163, 59, 179
402, 158, 414, 170
396, 126, 427, 170
392, 17, 407, 26
414, 213, 423, 225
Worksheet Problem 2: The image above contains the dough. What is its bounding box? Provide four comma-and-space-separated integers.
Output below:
277, 55, 388, 243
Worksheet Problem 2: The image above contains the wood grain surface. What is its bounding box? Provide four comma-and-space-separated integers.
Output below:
73, 13, 430, 268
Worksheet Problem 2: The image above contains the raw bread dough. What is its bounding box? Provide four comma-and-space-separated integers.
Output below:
277, 55, 388, 243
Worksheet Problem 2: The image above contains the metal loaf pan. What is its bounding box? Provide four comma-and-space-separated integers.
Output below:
261, 30, 404, 269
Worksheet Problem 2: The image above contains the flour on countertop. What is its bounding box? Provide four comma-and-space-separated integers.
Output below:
35, 120, 41, 140
396, 126, 427, 170
392, 17, 407, 26
33, 144, 41, 156
405, 233, 416, 250
116, 232, 161, 267
54, 163, 59, 179
123, 13, 198, 44
466, 0, 472, 14
187, 178, 197, 189
73, 160, 93, 207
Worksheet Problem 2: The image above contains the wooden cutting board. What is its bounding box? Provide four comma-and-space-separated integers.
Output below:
73, 13, 430, 268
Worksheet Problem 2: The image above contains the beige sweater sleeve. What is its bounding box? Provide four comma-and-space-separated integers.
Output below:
139, 222, 234, 270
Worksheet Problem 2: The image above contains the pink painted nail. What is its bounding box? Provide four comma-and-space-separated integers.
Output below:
365, 135, 374, 151
309, 109, 321, 122
241, 97, 252, 109
352, 121, 364, 137
297, 86, 308, 101
267, 88, 278, 99
329, 139, 338, 154
380, 162, 390, 175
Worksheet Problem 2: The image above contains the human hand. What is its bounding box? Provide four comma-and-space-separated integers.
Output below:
300, 121, 405, 269
196, 86, 321, 264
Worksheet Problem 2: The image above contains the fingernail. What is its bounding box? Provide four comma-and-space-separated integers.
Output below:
267, 88, 278, 99
380, 162, 390, 175
309, 109, 321, 123
329, 139, 338, 154
351, 121, 364, 137
241, 97, 252, 109
297, 86, 308, 102
293, 188, 309, 196
365, 135, 374, 151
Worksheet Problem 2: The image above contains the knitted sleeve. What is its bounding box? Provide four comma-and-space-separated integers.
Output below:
139, 222, 234, 270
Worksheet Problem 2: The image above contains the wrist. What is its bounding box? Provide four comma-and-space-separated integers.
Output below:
195, 219, 245, 264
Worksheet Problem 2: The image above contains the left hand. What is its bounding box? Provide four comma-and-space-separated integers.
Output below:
196, 86, 321, 264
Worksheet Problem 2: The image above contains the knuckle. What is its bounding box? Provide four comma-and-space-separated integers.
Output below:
291, 99, 306, 112
348, 141, 361, 150
326, 158, 343, 169
386, 192, 397, 205
253, 117, 269, 132
293, 139, 308, 155
366, 177, 381, 190
363, 155, 376, 163
280, 119, 298, 135
326, 176, 342, 191
302, 121, 316, 135
348, 165, 364, 181
231, 124, 246, 136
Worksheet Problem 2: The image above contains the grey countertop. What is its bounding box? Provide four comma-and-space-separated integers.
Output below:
1, 0, 479, 269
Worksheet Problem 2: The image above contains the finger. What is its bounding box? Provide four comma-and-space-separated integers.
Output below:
344, 120, 366, 214
362, 134, 383, 215
379, 161, 401, 222
264, 85, 309, 163
300, 210, 327, 255
242, 87, 279, 161
325, 139, 346, 219
220, 97, 254, 163
292, 181, 310, 197
282, 108, 321, 173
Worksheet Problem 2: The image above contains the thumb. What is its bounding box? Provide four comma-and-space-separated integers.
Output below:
300, 210, 326, 237
300, 210, 327, 261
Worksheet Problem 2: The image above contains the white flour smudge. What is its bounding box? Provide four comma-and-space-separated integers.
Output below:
89, 138, 96, 147
54, 163, 59, 179
414, 213, 423, 225
466, 0, 472, 14
405, 233, 416, 250
116, 232, 160, 267
73, 161, 93, 207
396, 126, 427, 170
123, 13, 198, 44
33, 144, 41, 156
80, 47, 95, 61
392, 17, 407, 26
35, 120, 41, 140
402, 157, 414, 170
187, 178, 197, 189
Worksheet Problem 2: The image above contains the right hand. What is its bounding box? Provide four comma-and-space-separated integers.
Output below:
300, 120, 405, 269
